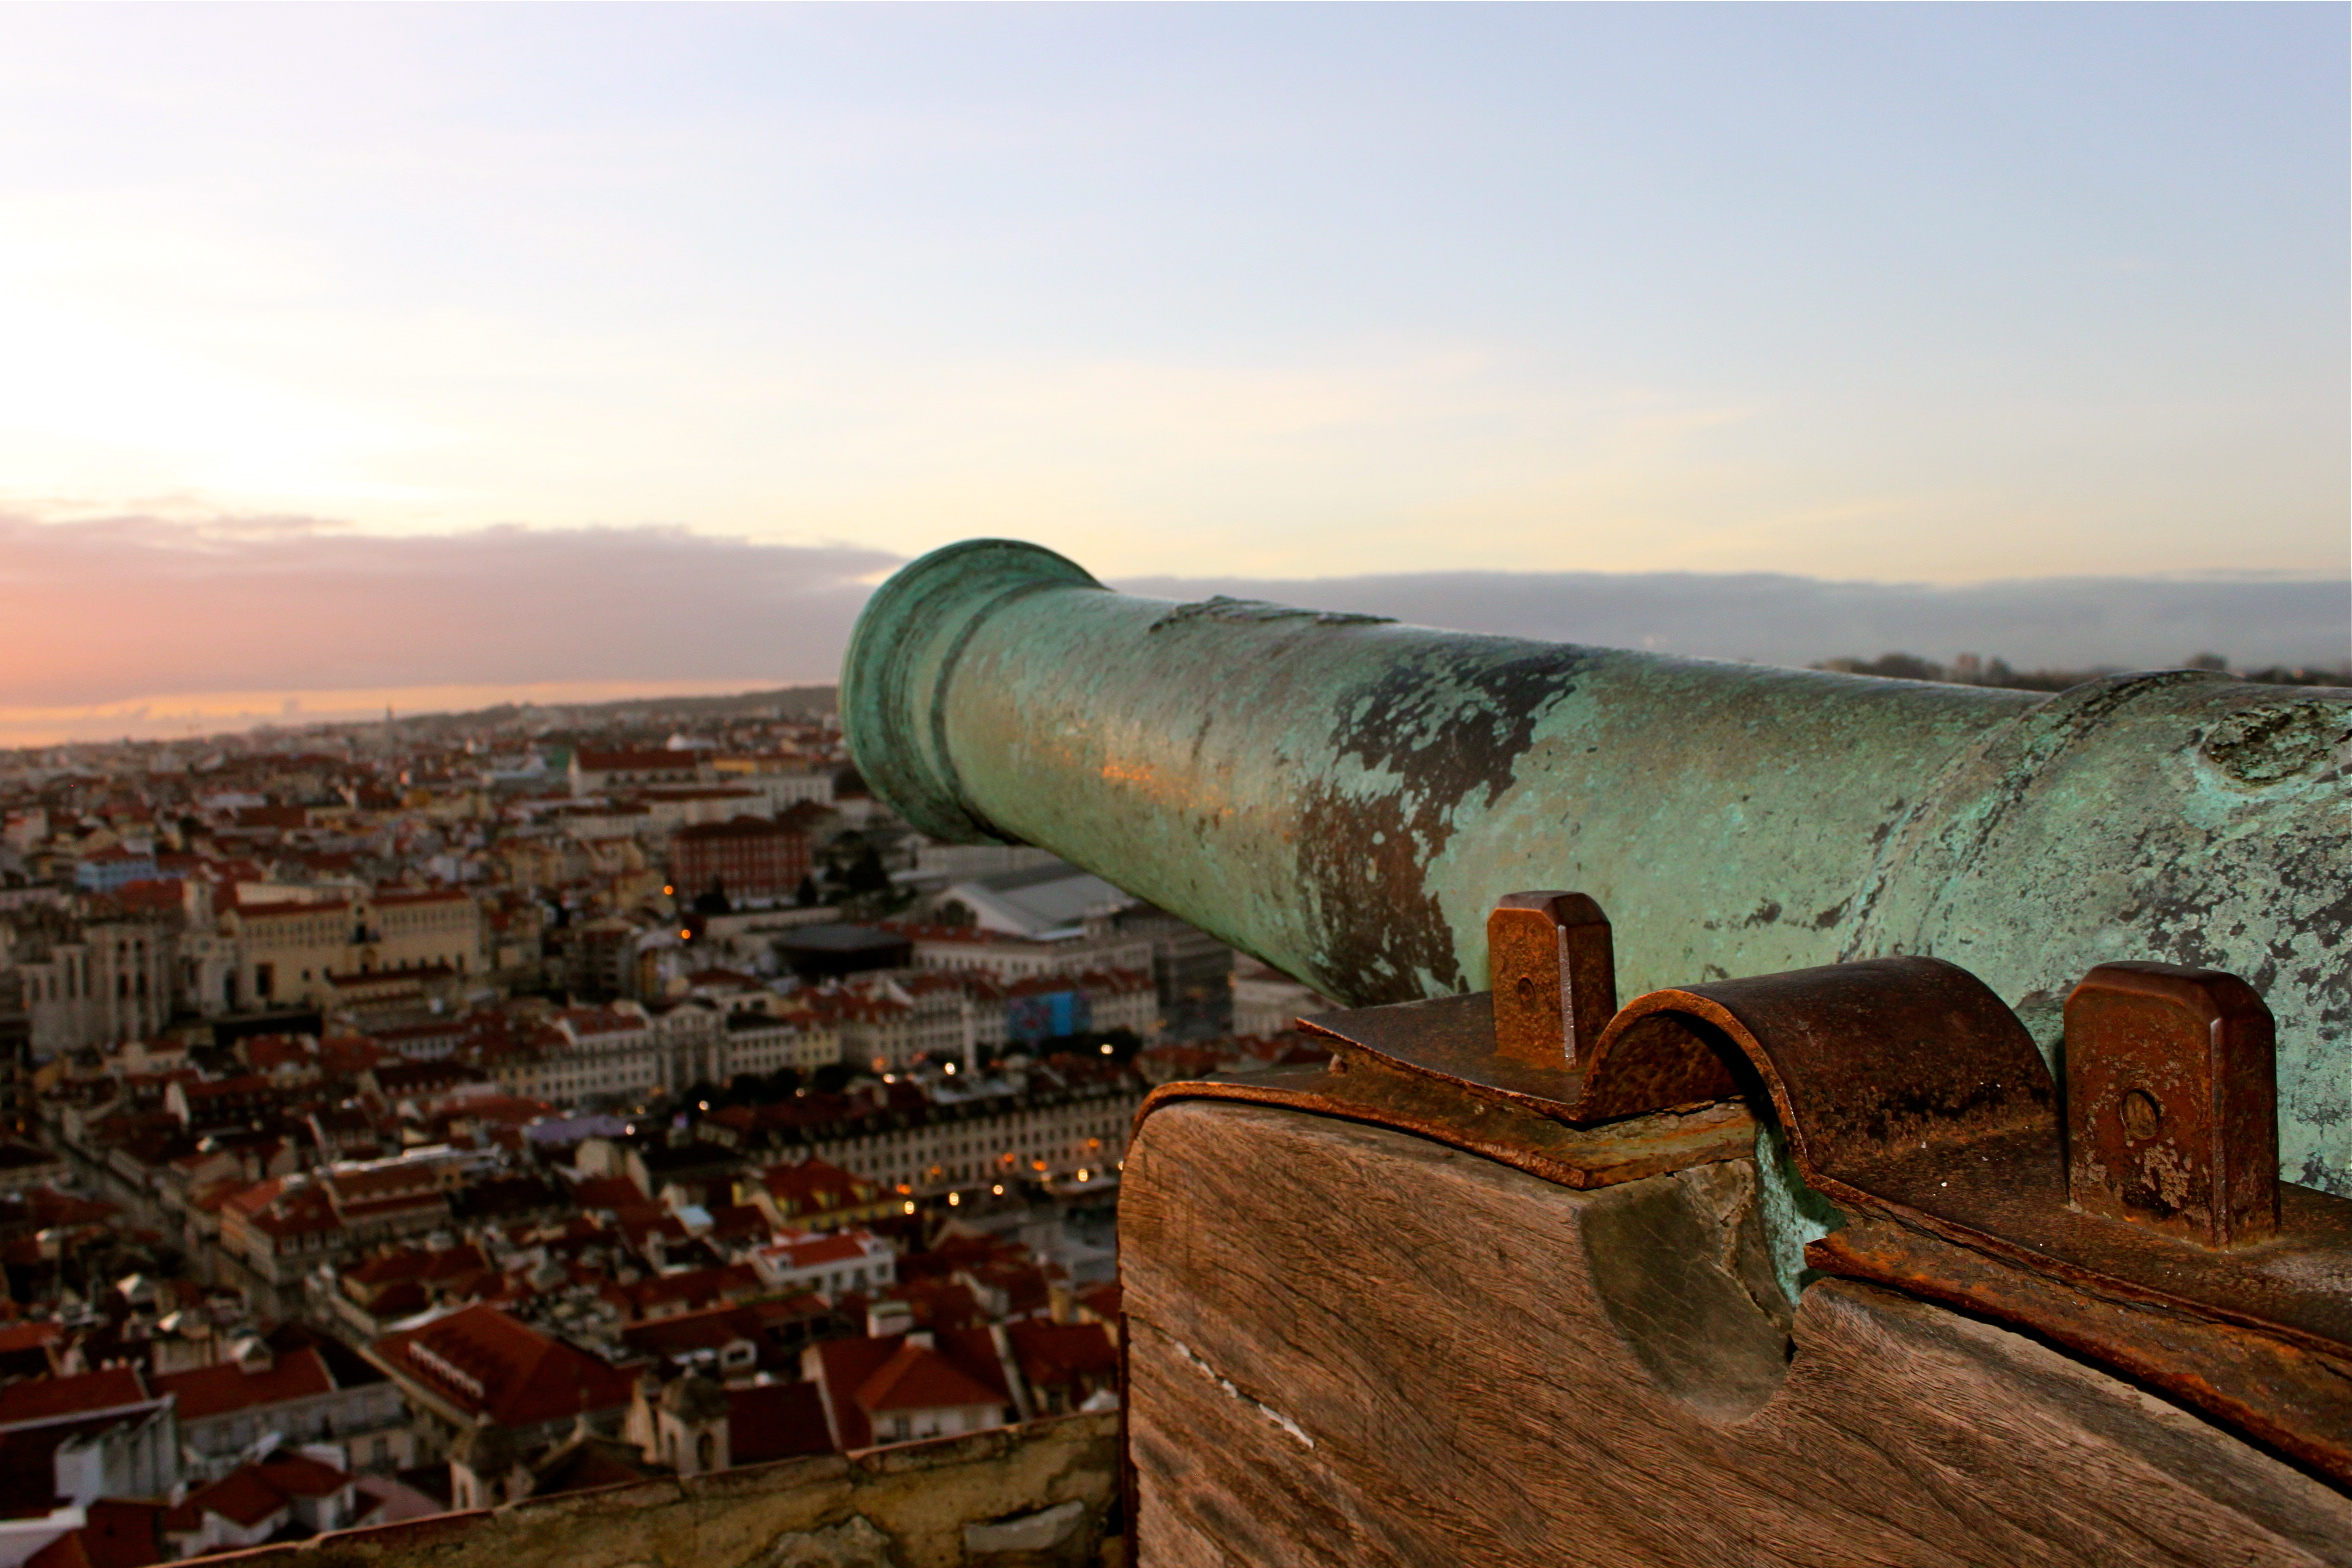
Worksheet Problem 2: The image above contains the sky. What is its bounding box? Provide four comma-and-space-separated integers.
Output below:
0, 3, 2343, 742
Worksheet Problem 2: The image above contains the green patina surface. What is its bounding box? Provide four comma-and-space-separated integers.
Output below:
843, 539, 2352, 1199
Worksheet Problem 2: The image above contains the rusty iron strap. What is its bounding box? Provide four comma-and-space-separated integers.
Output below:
1586, 956, 2352, 1488
1287, 950, 2352, 1486
1133, 1051, 1755, 1194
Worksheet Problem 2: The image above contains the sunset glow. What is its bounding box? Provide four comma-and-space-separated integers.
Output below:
0, 5, 2339, 737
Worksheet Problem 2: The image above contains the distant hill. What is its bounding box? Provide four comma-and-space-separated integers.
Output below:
375, 684, 838, 739
1115, 571, 2351, 676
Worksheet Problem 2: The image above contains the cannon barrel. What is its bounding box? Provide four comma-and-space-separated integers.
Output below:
841, 537, 2352, 1193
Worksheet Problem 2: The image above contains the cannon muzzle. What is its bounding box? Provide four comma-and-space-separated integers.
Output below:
842, 537, 2352, 1192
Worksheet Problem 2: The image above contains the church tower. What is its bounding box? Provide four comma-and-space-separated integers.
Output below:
655, 1372, 732, 1478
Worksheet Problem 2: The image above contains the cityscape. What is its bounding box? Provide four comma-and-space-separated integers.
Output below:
0, 687, 1337, 1565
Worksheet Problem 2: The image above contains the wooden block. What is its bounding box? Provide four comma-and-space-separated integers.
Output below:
1120, 1101, 2352, 1567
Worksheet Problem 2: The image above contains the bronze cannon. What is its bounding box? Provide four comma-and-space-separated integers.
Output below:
843, 538, 2352, 1563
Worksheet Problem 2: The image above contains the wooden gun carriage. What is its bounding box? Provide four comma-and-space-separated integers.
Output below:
844, 541, 2352, 1565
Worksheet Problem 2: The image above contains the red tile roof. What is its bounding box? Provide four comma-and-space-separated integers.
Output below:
0, 1368, 152, 1429
724, 1382, 834, 1464
883, 1277, 985, 1333
853, 1342, 1003, 1417
342, 1243, 489, 1293
375, 1304, 635, 1428
110, 881, 184, 917
743, 1293, 830, 1331
236, 899, 350, 922
363, 1282, 429, 1321
619, 1306, 761, 1362
236, 1183, 340, 1242
934, 1327, 1014, 1405
623, 1264, 761, 1320
189, 1469, 290, 1529
754, 1159, 881, 1212
567, 1177, 645, 1212
252, 1454, 353, 1499
806, 1338, 894, 1449
154, 1348, 334, 1422
17, 1192, 116, 1227
1005, 1322, 1118, 1389
0, 1424, 84, 1518
326, 1164, 442, 1203
22, 1500, 164, 1568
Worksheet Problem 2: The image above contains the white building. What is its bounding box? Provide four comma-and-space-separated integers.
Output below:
895, 925, 1156, 983
773, 1063, 1147, 1195
568, 748, 706, 797
481, 1004, 663, 1104
727, 772, 835, 812
746, 1228, 896, 1301
722, 1013, 839, 1077
930, 863, 1132, 940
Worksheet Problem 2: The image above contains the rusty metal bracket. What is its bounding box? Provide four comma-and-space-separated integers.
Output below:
1595, 952, 2352, 1484
1138, 891, 2352, 1487
1290, 894, 1745, 1126
2064, 961, 2279, 1248
1135, 892, 1754, 1190
1132, 1051, 1754, 1195
1488, 890, 1616, 1068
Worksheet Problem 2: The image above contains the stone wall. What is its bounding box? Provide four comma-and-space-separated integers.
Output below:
199, 1413, 1121, 1568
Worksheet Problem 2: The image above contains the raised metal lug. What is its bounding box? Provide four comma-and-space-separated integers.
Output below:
2064, 961, 2280, 1248
1487, 890, 1616, 1069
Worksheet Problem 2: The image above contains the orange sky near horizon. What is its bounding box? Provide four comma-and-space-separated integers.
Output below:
0, 7, 2340, 746
0, 677, 794, 751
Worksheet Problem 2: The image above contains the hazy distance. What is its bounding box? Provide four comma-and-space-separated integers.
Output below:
1, 514, 2339, 747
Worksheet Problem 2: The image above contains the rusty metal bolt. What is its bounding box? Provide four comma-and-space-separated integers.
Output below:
2063, 961, 2279, 1248
1487, 892, 1617, 1070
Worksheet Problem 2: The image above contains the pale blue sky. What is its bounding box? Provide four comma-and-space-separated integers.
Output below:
0, 3, 2342, 736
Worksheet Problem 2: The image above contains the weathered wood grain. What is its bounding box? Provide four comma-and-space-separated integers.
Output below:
1121, 1101, 2352, 1567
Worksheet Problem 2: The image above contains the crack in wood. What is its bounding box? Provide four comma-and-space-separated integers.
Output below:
1166, 1335, 1317, 1450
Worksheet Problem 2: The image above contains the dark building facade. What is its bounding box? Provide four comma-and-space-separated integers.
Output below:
669, 818, 812, 905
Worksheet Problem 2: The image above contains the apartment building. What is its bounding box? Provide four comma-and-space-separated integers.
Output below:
215, 888, 481, 1012
736, 1063, 1145, 1196
482, 1000, 832, 1105
668, 817, 812, 904
481, 1004, 664, 1105
567, 748, 705, 797
723, 1011, 840, 1078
